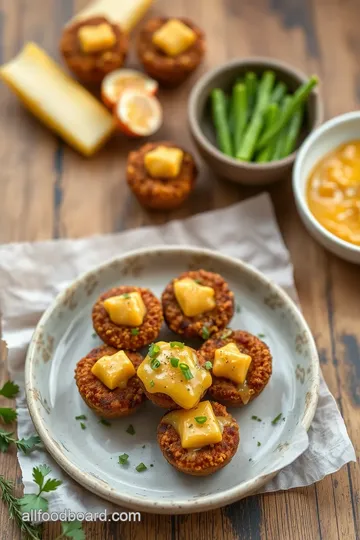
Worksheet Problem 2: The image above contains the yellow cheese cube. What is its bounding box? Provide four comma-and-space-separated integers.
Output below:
103, 291, 146, 327
162, 401, 222, 449
144, 146, 184, 178
78, 23, 116, 53
152, 19, 197, 57
214, 343, 252, 384
174, 278, 216, 317
91, 350, 135, 390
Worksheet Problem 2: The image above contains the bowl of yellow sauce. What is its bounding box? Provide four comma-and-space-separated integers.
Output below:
293, 112, 360, 264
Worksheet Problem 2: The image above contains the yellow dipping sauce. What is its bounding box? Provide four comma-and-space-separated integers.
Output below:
307, 141, 360, 246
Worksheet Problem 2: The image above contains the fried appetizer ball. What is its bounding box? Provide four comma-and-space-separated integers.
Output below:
60, 17, 129, 83
198, 330, 272, 407
137, 341, 212, 410
162, 270, 234, 339
92, 286, 163, 350
127, 141, 197, 211
137, 17, 206, 87
75, 345, 146, 418
157, 401, 239, 476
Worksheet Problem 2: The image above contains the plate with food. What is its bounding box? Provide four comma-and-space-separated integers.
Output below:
25, 246, 319, 513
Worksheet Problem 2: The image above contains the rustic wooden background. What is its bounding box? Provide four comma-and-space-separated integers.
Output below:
0, 0, 359, 538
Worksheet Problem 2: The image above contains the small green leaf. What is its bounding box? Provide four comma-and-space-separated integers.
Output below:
16, 434, 41, 455
136, 463, 147, 472
0, 407, 17, 424
131, 328, 140, 336
257, 441, 261, 447
236, 304, 241, 313
122, 293, 131, 299
92, 333, 97, 338
0, 381, 19, 399
118, 453, 129, 465
75, 415, 87, 421
126, 424, 135, 435
257, 333, 266, 339
201, 326, 210, 340
41, 478, 63, 493
0, 430, 12, 453
272, 413, 283, 425
99, 418, 111, 427
18, 494, 48, 513
204, 361, 212, 370
61, 520, 85, 540
80, 422, 86, 430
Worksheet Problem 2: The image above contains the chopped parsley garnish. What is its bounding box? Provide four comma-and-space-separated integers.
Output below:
119, 453, 129, 465
122, 293, 131, 299
236, 304, 241, 313
204, 361, 213, 370
75, 415, 87, 421
149, 380, 155, 388
170, 357, 180, 368
136, 463, 147, 473
170, 341, 185, 349
80, 422, 86, 430
257, 441, 261, 447
148, 343, 161, 358
201, 326, 210, 340
194, 416, 207, 424
99, 418, 111, 427
150, 464, 154, 467
179, 363, 194, 380
92, 333, 97, 338
142, 445, 146, 449
257, 333, 266, 338
131, 328, 140, 336
272, 413, 283, 425
221, 329, 232, 339
150, 358, 161, 370
251, 415, 262, 422
126, 424, 135, 435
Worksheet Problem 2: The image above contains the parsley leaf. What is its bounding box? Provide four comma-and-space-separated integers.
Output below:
0, 381, 19, 399
99, 418, 111, 427
0, 408, 17, 424
16, 435, 42, 455
18, 493, 48, 513
119, 453, 129, 465
126, 424, 135, 435
42, 478, 63, 493
131, 328, 139, 336
272, 413, 283, 425
75, 415, 87, 421
61, 520, 85, 540
0, 430, 12, 453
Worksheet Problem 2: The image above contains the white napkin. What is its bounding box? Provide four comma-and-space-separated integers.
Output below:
0, 193, 355, 513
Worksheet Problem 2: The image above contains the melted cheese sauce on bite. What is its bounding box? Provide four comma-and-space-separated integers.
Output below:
162, 401, 231, 449
307, 141, 360, 246
137, 341, 212, 409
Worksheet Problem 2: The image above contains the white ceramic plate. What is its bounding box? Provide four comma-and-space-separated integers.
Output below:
25, 246, 319, 514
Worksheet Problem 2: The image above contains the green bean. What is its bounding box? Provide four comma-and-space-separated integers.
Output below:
282, 106, 304, 157
210, 88, 233, 156
236, 70, 275, 161
256, 75, 318, 150
272, 96, 293, 160
245, 72, 258, 117
271, 81, 287, 104
233, 83, 248, 157
255, 103, 280, 162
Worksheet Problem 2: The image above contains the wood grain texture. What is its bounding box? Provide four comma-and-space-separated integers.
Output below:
0, 0, 359, 539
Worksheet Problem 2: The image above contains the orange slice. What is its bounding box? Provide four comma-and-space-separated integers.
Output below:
114, 89, 163, 137
101, 69, 158, 108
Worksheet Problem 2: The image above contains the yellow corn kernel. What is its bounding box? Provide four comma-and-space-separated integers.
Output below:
144, 146, 183, 178
152, 19, 197, 57
103, 291, 146, 327
214, 343, 252, 384
78, 23, 116, 53
174, 278, 216, 317
91, 350, 135, 390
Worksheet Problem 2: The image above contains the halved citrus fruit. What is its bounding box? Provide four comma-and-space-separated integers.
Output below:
114, 89, 163, 137
101, 69, 158, 108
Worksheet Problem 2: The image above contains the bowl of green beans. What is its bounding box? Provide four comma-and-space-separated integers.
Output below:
188, 57, 323, 185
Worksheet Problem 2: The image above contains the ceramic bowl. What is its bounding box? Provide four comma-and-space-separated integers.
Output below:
25, 246, 319, 514
293, 111, 360, 264
188, 57, 323, 186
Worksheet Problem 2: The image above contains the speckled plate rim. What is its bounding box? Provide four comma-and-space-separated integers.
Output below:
25, 246, 320, 514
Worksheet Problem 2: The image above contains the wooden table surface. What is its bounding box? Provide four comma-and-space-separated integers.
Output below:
0, 0, 359, 538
